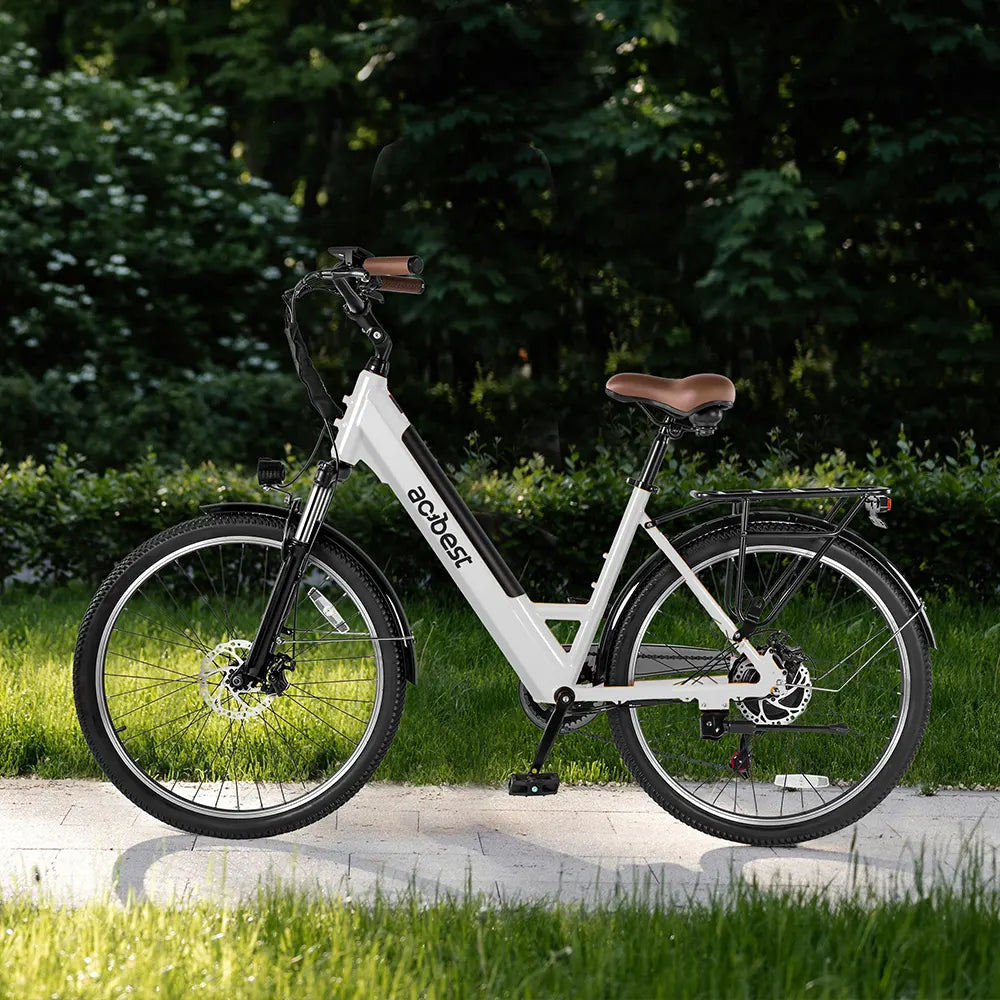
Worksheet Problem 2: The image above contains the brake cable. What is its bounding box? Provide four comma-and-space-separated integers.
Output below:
282, 274, 345, 427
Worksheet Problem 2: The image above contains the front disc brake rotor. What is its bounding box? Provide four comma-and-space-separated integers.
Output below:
199, 638, 275, 720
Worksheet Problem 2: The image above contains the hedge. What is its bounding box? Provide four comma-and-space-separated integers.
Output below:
1, 432, 996, 601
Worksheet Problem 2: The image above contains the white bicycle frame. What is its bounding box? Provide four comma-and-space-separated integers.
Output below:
334, 369, 784, 710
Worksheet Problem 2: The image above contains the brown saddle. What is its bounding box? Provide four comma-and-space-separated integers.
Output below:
605, 372, 736, 417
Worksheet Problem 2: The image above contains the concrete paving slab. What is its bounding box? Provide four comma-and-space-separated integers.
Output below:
0, 779, 997, 907
0, 848, 59, 897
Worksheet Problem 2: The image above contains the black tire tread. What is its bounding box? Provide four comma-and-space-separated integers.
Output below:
607, 521, 932, 846
73, 513, 407, 839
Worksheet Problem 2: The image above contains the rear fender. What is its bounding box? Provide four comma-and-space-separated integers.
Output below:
200, 501, 417, 683
594, 508, 935, 684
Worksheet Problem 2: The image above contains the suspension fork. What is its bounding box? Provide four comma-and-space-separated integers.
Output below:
238, 460, 340, 685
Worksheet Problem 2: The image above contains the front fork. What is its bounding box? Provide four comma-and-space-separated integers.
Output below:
236, 460, 341, 687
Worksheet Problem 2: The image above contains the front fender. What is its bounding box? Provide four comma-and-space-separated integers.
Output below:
594, 507, 935, 684
200, 501, 417, 683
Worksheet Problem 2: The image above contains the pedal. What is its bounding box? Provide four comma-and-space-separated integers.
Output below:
508, 772, 560, 796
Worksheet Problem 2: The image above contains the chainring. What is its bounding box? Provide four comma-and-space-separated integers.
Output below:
517, 682, 601, 732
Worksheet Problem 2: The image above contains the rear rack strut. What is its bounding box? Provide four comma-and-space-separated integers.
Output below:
646, 486, 893, 642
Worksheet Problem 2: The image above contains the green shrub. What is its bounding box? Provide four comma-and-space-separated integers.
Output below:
0, 370, 316, 469
0, 448, 268, 586
1, 432, 996, 601
0, 14, 309, 466
446, 430, 1000, 601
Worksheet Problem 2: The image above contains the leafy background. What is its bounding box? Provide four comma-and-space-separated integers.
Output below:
1, 1, 998, 471
2, 432, 995, 601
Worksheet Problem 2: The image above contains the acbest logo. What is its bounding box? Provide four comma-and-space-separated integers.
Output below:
407, 486, 473, 569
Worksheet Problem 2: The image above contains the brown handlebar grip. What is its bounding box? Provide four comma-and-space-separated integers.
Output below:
378, 275, 425, 294
363, 255, 424, 276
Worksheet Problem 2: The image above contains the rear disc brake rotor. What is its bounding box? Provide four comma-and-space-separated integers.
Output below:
730, 652, 813, 727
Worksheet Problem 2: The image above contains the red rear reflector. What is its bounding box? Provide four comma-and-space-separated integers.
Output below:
886, 498, 892, 511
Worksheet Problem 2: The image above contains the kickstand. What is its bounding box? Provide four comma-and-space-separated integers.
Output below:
508, 687, 574, 796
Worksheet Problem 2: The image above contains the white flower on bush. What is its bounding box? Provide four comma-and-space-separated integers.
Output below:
0, 22, 308, 428
66, 363, 97, 384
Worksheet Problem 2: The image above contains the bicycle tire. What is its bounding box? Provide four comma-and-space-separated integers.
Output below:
607, 521, 931, 845
73, 513, 408, 838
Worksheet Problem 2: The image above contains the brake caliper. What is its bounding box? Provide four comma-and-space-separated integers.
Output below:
263, 651, 295, 696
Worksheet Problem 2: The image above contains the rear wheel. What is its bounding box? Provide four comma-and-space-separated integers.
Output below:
73, 513, 408, 838
607, 523, 931, 845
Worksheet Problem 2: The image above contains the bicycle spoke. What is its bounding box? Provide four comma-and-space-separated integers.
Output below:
292, 677, 377, 685
280, 692, 362, 748
286, 682, 371, 724
120, 703, 211, 746
111, 625, 205, 652
106, 650, 198, 679
88, 528, 393, 822
128, 593, 212, 655
258, 710, 318, 785
107, 677, 199, 699
615, 536, 916, 835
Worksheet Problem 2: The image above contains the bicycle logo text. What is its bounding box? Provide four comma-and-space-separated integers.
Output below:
407, 486, 474, 569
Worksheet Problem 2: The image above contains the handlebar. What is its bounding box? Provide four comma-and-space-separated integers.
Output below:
282, 247, 426, 423
377, 275, 424, 295
363, 255, 424, 276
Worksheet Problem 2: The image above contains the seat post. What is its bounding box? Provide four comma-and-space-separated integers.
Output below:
629, 421, 677, 493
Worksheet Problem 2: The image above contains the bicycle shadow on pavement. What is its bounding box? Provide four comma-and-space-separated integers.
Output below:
109, 828, 933, 907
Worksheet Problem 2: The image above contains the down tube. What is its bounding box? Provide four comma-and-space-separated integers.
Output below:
333, 374, 569, 701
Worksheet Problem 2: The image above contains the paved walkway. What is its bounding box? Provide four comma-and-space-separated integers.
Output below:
1, 780, 997, 906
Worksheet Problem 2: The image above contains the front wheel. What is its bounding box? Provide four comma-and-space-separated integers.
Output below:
73, 513, 408, 838
607, 523, 932, 845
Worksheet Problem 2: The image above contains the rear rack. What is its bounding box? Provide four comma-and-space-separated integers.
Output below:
689, 486, 890, 500
646, 484, 893, 642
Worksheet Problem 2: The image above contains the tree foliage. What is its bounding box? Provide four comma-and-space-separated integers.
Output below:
0, 14, 309, 464
2, 1, 999, 465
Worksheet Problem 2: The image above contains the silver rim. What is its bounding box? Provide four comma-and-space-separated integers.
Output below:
94, 533, 384, 820
626, 543, 911, 829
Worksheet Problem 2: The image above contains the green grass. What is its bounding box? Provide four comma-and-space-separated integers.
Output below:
0, 584, 997, 788
2, 867, 999, 999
